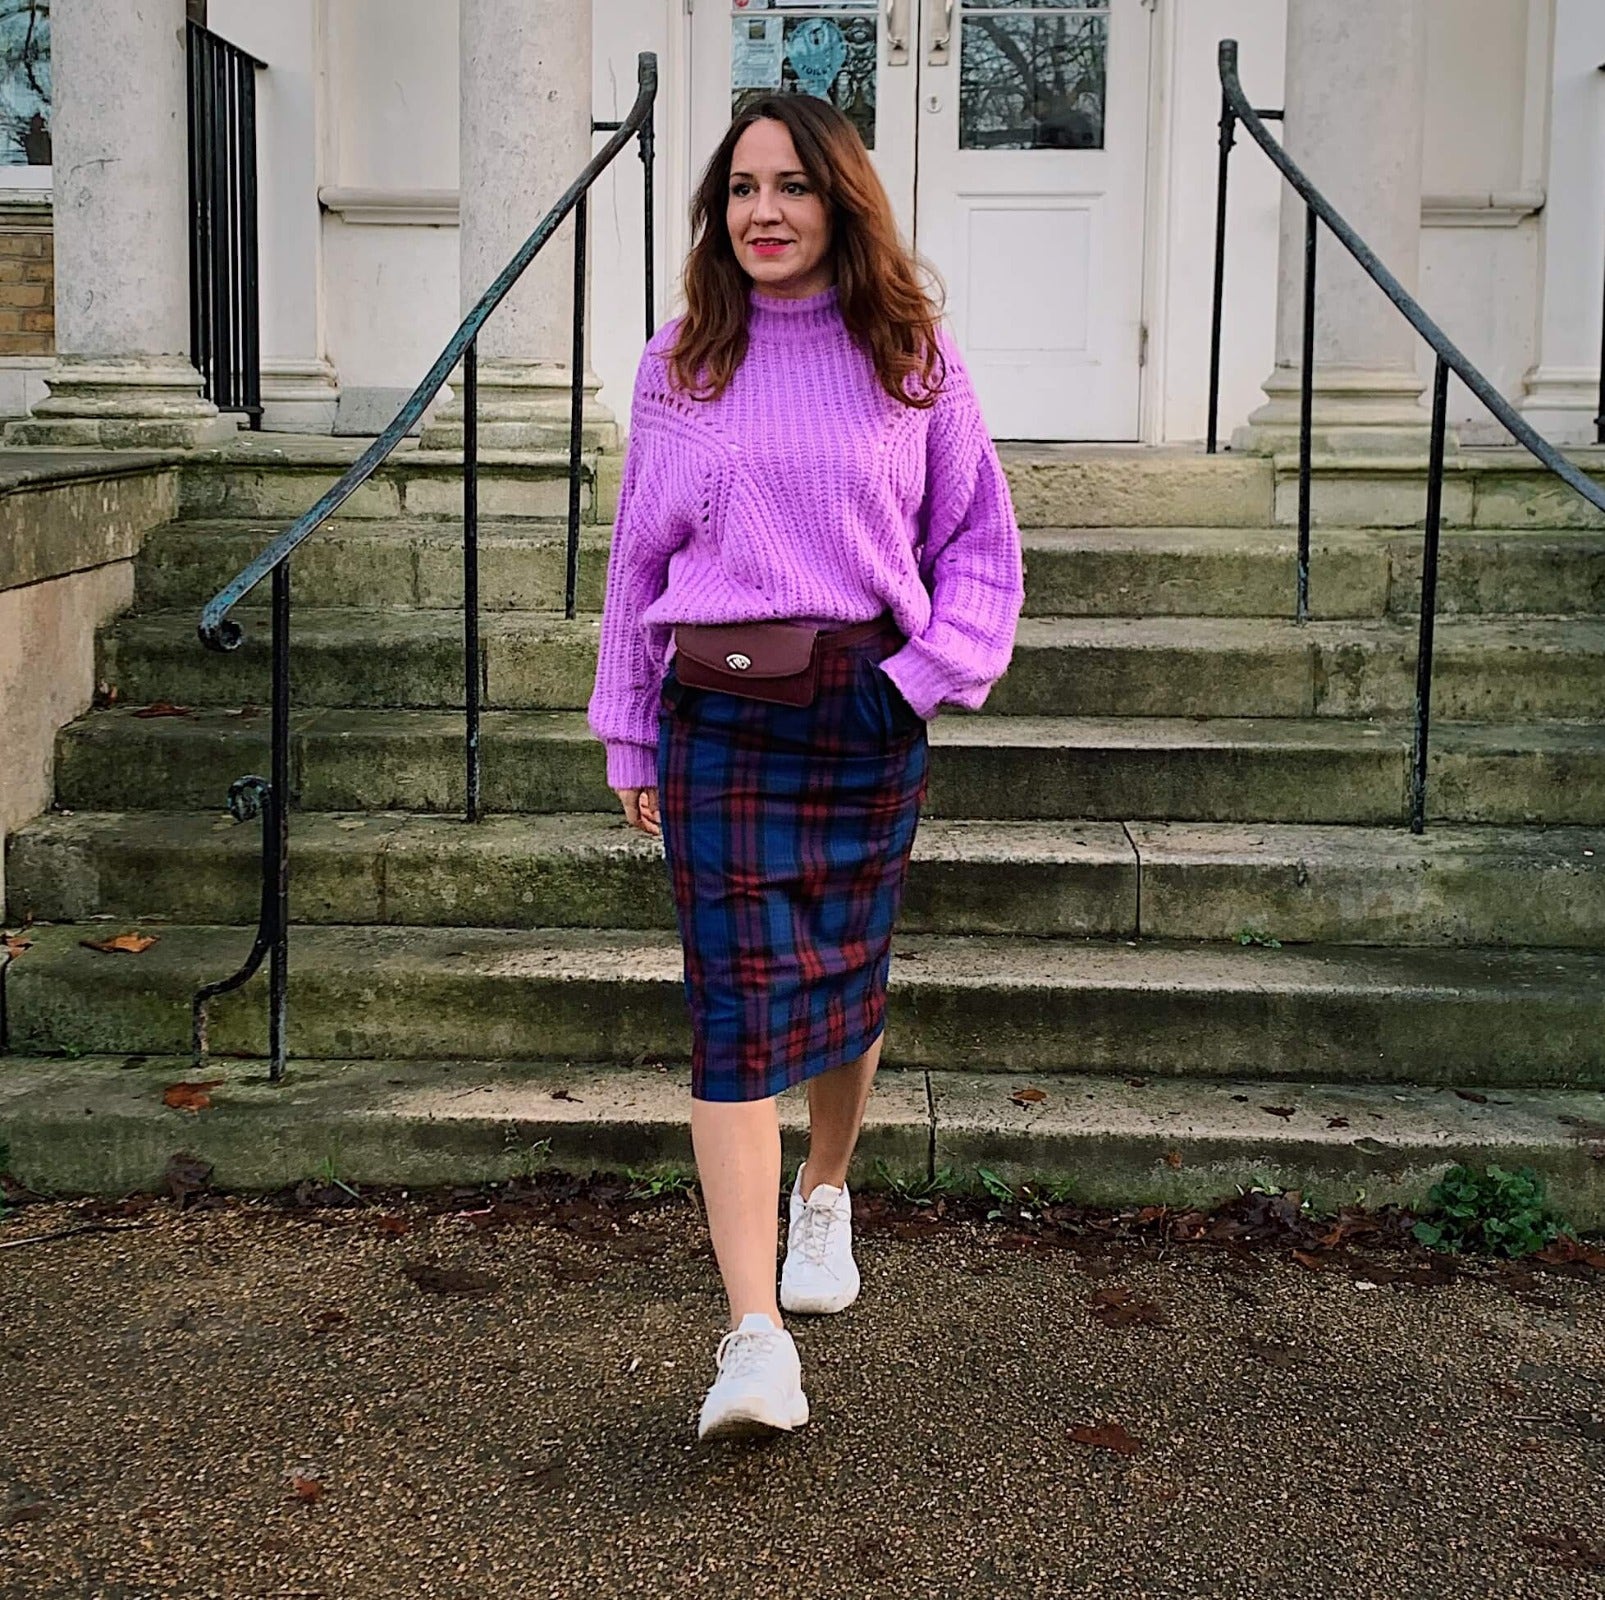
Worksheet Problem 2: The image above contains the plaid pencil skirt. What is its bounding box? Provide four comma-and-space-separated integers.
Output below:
656, 613, 931, 1102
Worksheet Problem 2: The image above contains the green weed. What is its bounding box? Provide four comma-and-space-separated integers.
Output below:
1412, 1163, 1568, 1259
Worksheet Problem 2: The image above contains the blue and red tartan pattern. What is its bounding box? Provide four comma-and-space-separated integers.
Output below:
657, 616, 930, 1102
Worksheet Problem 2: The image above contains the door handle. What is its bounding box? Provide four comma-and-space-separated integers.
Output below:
929, 0, 954, 66
885, 0, 909, 65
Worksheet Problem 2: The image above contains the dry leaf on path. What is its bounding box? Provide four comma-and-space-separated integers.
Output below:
1010, 1087, 1047, 1106
131, 701, 193, 719
401, 1262, 500, 1298
80, 932, 158, 955
1089, 1284, 1164, 1328
2, 932, 32, 958
288, 1474, 324, 1504
162, 1080, 224, 1113
1069, 1420, 1142, 1456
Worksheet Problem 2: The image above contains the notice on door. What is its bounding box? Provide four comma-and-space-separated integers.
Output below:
732, 17, 785, 90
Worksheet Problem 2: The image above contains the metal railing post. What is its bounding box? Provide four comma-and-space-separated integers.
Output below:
1409, 358, 1450, 835
1297, 206, 1316, 624
464, 339, 482, 823
1206, 88, 1236, 456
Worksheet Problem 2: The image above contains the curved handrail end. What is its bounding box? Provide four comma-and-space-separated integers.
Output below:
198, 609, 244, 653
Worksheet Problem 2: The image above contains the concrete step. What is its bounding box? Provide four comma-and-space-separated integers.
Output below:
135, 519, 612, 614
2, 1055, 1601, 1223
135, 521, 1605, 620
1025, 527, 1605, 620
9, 813, 1603, 950
52, 707, 1605, 824
96, 610, 1605, 721
177, 435, 613, 522
7, 923, 1603, 1089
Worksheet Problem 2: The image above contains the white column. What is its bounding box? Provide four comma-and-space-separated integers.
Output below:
5, 0, 234, 448
1519, 0, 1605, 446
1235, 0, 1437, 455
422, 0, 616, 452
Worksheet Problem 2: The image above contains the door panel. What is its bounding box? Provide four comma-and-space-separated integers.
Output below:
690, 0, 1150, 439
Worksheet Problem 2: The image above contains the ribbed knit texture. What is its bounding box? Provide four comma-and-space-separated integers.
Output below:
587, 283, 1025, 790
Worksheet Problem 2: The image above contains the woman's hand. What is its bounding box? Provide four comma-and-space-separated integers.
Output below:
615, 786, 661, 838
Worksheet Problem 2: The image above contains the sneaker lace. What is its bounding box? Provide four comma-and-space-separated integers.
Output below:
797, 1196, 841, 1267
715, 1326, 778, 1381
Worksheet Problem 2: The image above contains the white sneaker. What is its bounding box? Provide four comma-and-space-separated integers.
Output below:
780, 1163, 861, 1315
696, 1312, 810, 1440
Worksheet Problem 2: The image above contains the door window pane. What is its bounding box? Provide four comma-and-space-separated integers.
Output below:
960, 3, 1107, 151
730, 2, 879, 150
0, 0, 49, 167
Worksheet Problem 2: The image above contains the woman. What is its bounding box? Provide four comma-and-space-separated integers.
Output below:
587, 93, 1023, 1440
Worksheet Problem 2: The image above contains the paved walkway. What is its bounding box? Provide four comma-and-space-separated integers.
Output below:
2, 1183, 1602, 1599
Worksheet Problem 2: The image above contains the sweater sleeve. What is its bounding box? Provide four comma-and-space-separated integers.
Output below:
878, 332, 1025, 721
587, 344, 684, 791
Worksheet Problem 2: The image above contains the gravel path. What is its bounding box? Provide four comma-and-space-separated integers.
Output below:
2, 1186, 1602, 1600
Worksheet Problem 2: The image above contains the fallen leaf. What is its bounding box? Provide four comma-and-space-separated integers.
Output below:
1069, 1420, 1141, 1457
375, 1215, 412, 1237
1125, 1078, 1147, 1089
1089, 1284, 1163, 1328
162, 1079, 223, 1113
1520, 1526, 1605, 1573
80, 932, 158, 955
1261, 1105, 1296, 1119
164, 1152, 213, 1202
307, 1309, 348, 1334
1454, 1089, 1489, 1105
1237, 1333, 1299, 1368
401, 1263, 499, 1298
131, 701, 193, 719
2, 933, 32, 958
1163, 1150, 1183, 1169
1326, 1116, 1350, 1129
1011, 1087, 1047, 1106
1292, 1249, 1328, 1271
288, 1474, 324, 1504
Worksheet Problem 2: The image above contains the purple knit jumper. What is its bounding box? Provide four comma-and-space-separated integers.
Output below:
587, 283, 1026, 791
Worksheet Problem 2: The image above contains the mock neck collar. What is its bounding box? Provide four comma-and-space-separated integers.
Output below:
746, 282, 842, 338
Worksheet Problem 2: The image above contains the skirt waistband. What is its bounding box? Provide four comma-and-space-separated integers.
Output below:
815, 614, 898, 652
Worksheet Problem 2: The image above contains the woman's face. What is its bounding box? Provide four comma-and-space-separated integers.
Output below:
726, 118, 834, 299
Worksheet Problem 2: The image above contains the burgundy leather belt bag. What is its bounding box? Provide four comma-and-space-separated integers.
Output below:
672, 616, 889, 708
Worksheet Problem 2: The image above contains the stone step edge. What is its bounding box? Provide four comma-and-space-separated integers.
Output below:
2, 1057, 1601, 1224
8, 813, 1602, 950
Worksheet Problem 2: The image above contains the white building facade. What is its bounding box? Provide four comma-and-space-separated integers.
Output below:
6, 0, 1604, 452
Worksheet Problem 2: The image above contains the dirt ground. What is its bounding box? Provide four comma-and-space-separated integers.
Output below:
1, 1177, 1602, 1600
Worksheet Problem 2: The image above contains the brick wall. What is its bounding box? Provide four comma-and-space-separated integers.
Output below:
0, 221, 53, 358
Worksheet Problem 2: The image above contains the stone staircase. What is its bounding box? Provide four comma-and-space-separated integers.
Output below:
4, 440, 1604, 1218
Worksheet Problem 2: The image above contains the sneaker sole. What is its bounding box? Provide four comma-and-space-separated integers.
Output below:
779, 1280, 859, 1315
698, 1395, 810, 1440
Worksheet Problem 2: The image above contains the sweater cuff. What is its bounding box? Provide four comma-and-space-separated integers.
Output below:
605, 739, 659, 791
878, 645, 958, 722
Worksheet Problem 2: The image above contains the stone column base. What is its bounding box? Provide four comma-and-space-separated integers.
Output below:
260, 356, 342, 434
420, 358, 619, 453
1518, 366, 1601, 448
3, 355, 238, 449
1233, 365, 1452, 457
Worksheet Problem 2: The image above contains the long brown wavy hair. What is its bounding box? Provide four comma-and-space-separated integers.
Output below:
670, 94, 948, 409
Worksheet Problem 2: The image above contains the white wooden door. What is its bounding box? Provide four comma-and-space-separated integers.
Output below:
690, 0, 1151, 439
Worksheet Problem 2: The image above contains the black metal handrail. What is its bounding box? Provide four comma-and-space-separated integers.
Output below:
187, 22, 267, 428
191, 52, 659, 1080
1208, 39, 1605, 835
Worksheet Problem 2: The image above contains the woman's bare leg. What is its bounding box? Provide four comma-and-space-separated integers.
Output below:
798, 1032, 885, 1197
690, 1094, 784, 1330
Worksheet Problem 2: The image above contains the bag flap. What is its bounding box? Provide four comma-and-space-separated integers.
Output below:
674, 621, 818, 680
